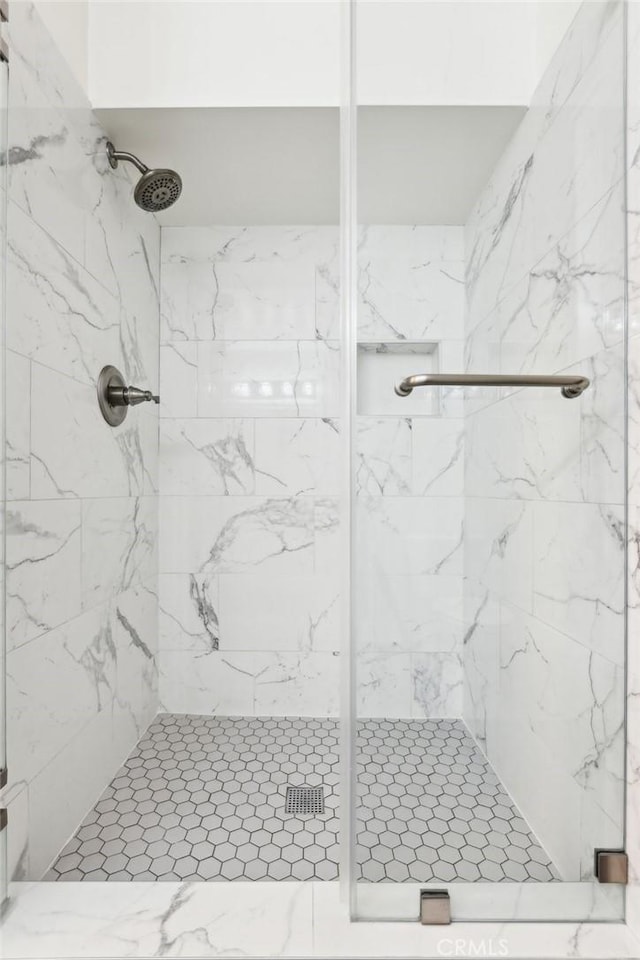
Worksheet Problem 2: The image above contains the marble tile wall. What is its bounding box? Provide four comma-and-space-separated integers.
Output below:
463, 0, 626, 882
1, 2, 160, 880
159, 224, 465, 718
159, 226, 342, 717
626, 0, 640, 938
355, 226, 465, 719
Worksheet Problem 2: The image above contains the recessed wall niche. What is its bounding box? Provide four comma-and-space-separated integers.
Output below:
356, 342, 439, 416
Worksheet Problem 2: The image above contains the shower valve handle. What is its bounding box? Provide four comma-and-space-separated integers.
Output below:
97, 365, 159, 427
108, 384, 160, 407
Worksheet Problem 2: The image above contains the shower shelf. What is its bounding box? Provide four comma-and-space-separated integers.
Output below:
357, 341, 440, 417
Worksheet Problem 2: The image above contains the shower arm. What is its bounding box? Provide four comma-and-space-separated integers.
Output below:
106, 141, 149, 175
394, 372, 590, 399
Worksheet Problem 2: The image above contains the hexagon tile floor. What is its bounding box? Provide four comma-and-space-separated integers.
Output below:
47, 714, 558, 883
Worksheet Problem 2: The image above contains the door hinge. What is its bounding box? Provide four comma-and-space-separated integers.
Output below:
0, 769, 6, 790
595, 849, 628, 884
420, 889, 451, 924
0, 809, 7, 833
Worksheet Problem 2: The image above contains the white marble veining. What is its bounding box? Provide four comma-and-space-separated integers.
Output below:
466, 1, 624, 328
532, 500, 625, 663
81, 496, 156, 609
159, 342, 198, 419
357, 496, 463, 578
6, 350, 31, 500
218, 573, 340, 653
160, 648, 339, 721
1, 0, 161, 882
350, 225, 467, 720
624, 2, 640, 938
158, 225, 466, 717
30, 362, 157, 501
160, 419, 254, 496
3, 881, 314, 958
7, 202, 120, 385
463, 0, 626, 885
356, 418, 412, 496
357, 226, 464, 341
254, 418, 341, 496
196, 339, 342, 420
161, 495, 317, 576
7, 498, 82, 650
160, 225, 339, 343
3, 881, 639, 959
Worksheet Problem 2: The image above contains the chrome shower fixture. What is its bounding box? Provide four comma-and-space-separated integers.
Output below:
106, 141, 182, 212
97, 365, 159, 427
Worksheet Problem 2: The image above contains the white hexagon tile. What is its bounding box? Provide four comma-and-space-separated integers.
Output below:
46, 715, 557, 882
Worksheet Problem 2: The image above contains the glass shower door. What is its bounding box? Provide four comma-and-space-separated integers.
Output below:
0, 3, 9, 910
345, 0, 628, 922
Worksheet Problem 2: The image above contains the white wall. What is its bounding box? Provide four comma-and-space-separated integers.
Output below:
88, 1, 578, 111
89, 1, 342, 108
33, 0, 88, 95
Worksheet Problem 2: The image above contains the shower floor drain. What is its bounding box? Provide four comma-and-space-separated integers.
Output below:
285, 785, 325, 815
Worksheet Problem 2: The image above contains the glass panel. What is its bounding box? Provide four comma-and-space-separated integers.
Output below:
348, 0, 627, 921
0, 30, 8, 909
339, 0, 358, 908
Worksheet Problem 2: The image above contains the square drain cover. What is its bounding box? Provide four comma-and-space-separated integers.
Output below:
285, 786, 325, 815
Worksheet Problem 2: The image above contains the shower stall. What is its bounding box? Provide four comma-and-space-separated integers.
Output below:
1, 0, 639, 952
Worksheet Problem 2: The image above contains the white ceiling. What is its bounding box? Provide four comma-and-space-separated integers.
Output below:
96, 105, 525, 226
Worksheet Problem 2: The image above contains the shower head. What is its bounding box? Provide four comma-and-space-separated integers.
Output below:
133, 168, 182, 213
106, 141, 182, 212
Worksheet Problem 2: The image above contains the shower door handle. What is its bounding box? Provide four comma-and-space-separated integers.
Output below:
394, 373, 590, 399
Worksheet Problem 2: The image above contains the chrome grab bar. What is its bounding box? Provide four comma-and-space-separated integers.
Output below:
394, 373, 590, 400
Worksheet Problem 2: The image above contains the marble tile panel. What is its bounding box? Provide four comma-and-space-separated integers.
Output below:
159, 343, 198, 420
196, 340, 341, 419
160, 419, 255, 496
411, 652, 463, 718
358, 250, 464, 341
356, 495, 463, 577
254, 418, 341, 496
159, 572, 220, 656
464, 388, 582, 503
219, 573, 340, 653
30, 362, 150, 499
533, 500, 625, 664
355, 418, 411, 496
356, 573, 463, 654
412, 418, 464, 497
6, 350, 31, 500
7, 202, 120, 384
7, 602, 114, 786
7, 498, 82, 650
254, 652, 340, 716
160, 496, 315, 576
159, 650, 264, 716
82, 497, 156, 610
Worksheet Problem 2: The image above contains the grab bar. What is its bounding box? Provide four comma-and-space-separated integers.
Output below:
394, 373, 590, 400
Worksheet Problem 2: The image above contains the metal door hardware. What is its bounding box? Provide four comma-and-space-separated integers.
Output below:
97, 365, 159, 427
420, 889, 451, 924
594, 849, 628, 884
395, 372, 590, 399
